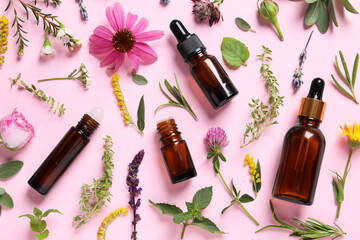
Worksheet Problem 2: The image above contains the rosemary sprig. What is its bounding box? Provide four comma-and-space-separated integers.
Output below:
256, 201, 346, 240
10, 73, 66, 116
39, 0, 61, 7
155, 74, 198, 120
331, 50, 359, 104
241, 46, 284, 148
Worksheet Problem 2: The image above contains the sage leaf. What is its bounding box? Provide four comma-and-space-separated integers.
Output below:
34, 229, 49, 240
316, 0, 330, 33
341, 0, 359, 14
305, 1, 321, 26
137, 95, 145, 131
0, 187, 5, 195
192, 217, 226, 234
0, 192, 14, 208
0, 160, 24, 179
305, 0, 318, 3
192, 186, 212, 210
221, 37, 250, 67
329, 0, 338, 27
173, 212, 193, 224
132, 74, 148, 85
235, 17, 255, 32
0, 205, 2, 216
239, 194, 254, 203
149, 200, 183, 216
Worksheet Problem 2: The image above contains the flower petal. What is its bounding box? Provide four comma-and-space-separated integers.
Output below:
132, 42, 158, 63
127, 51, 140, 72
134, 30, 164, 42
100, 51, 120, 67
106, 5, 119, 32
89, 35, 113, 47
90, 45, 114, 55
113, 53, 125, 73
132, 17, 149, 36
113, 2, 125, 30
94, 26, 114, 39
126, 12, 138, 31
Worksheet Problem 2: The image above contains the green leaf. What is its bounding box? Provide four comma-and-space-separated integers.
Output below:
194, 212, 203, 221
0, 205, 2, 216
137, 95, 145, 131
340, 0, 359, 14
34, 208, 42, 217
42, 209, 62, 218
221, 37, 250, 67
305, 0, 319, 3
235, 17, 255, 32
192, 186, 213, 211
339, 51, 352, 85
19, 214, 37, 221
305, 1, 321, 26
352, 53, 359, 87
192, 217, 226, 234
332, 178, 340, 202
255, 160, 262, 193
316, 0, 330, 34
30, 219, 43, 233
329, 0, 338, 27
219, 152, 227, 162
207, 151, 216, 159
185, 202, 195, 212
34, 229, 49, 240
173, 212, 193, 224
221, 202, 235, 214
149, 200, 183, 216
0, 161, 24, 179
239, 194, 254, 203
0, 192, 14, 208
331, 74, 356, 101
213, 154, 220, 174
0, 187, 5, 195
132, 74, 148, 85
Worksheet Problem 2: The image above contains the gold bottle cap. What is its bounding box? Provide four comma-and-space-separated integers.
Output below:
298, 97, 326, 121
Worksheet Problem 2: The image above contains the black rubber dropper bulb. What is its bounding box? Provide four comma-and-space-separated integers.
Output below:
307, 78, 325, 100
170, 20, 191, 42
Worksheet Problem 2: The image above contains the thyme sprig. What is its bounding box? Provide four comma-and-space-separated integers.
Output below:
155, 74, 198, 120
73, 136, 114, 228
241, 46, 284, 148
256, 201, 346, 240
10, 73, 66, 116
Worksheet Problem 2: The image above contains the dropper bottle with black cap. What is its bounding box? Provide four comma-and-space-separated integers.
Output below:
272, 78, 327, 205
170, 20, 238, 109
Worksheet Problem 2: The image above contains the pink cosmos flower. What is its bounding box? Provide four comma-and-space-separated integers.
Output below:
89, 3, 164, 73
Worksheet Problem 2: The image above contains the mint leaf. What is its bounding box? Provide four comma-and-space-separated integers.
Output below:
239, 194, 254, 203
185, 202, 195, 212
192, 217, 226, 234
34, 229, 49, 240
192, 186, 212, 210
235, 18, 255, 32
0, 192, 14, 208
132, 74, 148, 85
19, 214, 37, 221
42, 209, 62, 218
34, 208, 42, 217
149, 200, 183, 216
0, 160, 24, 179
173, 212, 193, 224
221, 37, 249, 67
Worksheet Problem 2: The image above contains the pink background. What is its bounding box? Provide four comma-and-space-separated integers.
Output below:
1, 0, 360, 239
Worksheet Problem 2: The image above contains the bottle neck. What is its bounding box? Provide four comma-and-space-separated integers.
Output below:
297, 116, 321, 128
186, 49, 207, 64
76, 114, 100, 137
157, 118, 182, 146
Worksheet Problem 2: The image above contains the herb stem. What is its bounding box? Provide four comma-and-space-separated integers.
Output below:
133, 205, 137, 240
181, 221, 188, 239
336, 148, 353, 218
38, 77, 74, 81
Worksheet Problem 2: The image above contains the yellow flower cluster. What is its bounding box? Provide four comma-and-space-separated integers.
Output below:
98, 207, 128, 240
244, 154, 261, 183
340, 123, 360, 150
0, 16, 9, 65
111, 73, 132, 125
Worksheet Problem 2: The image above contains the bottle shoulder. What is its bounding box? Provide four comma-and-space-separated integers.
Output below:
285, 123, 325, 140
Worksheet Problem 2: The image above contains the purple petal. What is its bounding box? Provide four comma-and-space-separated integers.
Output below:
132, 17, 149, 36
132, 42, 158, 63
106, 5, 119, 32
89, 35, 113, 47
93, 26, 114, 39
113, 52, 125, 72
100, 51, 120, 67
113, 2, 125, 30
89, 45, 114, 55
127, 51, 140, 72
134, 30, 164, 42
126, 12, 138, 31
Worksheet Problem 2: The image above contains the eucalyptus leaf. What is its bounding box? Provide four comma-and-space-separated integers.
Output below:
235, 17, 255, 32
0, 192, 14, 208
132, 74, 148, 85
0, 160, 24, 179
221, 37, 250, 67
316, 0, 330, 33
137, 95, 145, 131
305, 1, 321, 26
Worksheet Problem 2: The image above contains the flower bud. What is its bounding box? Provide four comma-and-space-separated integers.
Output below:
0, 109, 35, 151
257, 0, 284, 41
40, 33, 56, 56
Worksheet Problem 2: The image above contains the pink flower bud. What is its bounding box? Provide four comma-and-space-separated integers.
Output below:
0, 109, 35, 151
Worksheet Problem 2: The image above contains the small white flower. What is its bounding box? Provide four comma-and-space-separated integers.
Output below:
56, 23, 73, 44
40, 33, 55, 56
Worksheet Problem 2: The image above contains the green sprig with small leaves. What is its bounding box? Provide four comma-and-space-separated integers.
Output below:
156, 74, 198, 120
10, 73, 66, 116
241, 46, 284, 148
331, 50, 359, 104
19, 207, 62, 240
256, 200, 346, 240
149, 186, 225, 239
73, 136, 114, 228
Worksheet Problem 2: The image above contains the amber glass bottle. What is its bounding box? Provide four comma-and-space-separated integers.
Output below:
170, 20, 238, 109
157, 118, 197, 183
28, 108, 103, 195
272, 78, 326, 205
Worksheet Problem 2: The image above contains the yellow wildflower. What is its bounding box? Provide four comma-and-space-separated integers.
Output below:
97, 207, 128, 240
244, 153, 261, 197
340, 123, 360, 150
0, 16, 9, 66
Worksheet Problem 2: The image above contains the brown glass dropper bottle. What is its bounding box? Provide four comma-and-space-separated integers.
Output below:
272, 78, 326, 205
28, 107, 104, 195
170, 19, 238, 109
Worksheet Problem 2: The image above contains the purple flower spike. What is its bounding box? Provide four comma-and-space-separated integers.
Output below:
204, 127, 229, 153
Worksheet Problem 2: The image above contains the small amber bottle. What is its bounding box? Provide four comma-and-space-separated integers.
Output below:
28, 107, 104, 195
272, 78, 326, 205
170, 20, 238, 109
157, 118, 197, 183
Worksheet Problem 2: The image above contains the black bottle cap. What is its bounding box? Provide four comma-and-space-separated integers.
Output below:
307, 78, 325, 100
170, 19, 206, 62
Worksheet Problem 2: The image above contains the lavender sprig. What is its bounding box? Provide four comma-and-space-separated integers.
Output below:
292, 31, 313, 91
160, 0, 171, 3
77, 0, 88, 21
127, 150, 145, 240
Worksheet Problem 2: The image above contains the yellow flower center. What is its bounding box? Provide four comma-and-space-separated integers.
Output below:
112, 29, 135, 53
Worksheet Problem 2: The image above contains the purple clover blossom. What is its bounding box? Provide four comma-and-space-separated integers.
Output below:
191, 0, 224, 26
205, 127, 229, 153
127, 149, 144, 240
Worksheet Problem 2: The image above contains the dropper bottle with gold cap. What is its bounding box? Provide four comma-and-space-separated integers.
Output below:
272, 78, 326, 205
